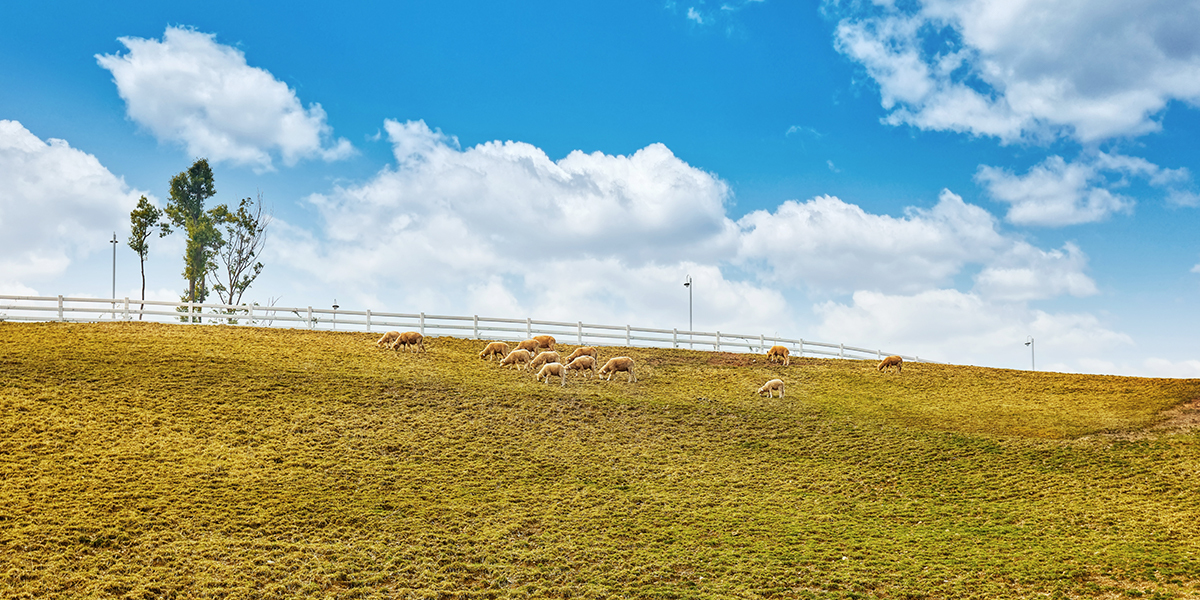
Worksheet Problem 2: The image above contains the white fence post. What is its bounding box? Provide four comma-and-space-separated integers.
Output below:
673, 328, 678, 348
759, 334, 764, 352
526, 318, 532, 338
58, 295, 64, 321
246, 303, 253, 324
473, 315, 478, 338
124, 298, 130, 321
799, 339, 804, 357
577, 321, 583, 346
420, 312, 426, 336
307, 306, 313, 329
626, 324, 631, 346
839, 343, 844, 359
716, 331, 721, 352
366, 309, 371, 332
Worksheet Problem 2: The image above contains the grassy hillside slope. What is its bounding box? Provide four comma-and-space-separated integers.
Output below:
2, 322, 1200, 599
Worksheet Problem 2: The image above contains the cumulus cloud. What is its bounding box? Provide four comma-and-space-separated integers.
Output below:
973, 242, 1097, 301
96, 26, 353, 171
975, 152, 1191, 226
734, 189, 1008, 293
832, 0, 1200, 144
256, 120, 1117, 366
813, 288, 1132, 370
0, 120, 149, 293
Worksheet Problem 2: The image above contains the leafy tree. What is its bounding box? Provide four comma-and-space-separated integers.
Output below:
162, 159, 224, 305
208, 193, 271, 307
127, 196, 167, 319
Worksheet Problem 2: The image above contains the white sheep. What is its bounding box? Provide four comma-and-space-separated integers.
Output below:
878, 355, 903, 374
766, 345, 791, 366
528, 350, 561, 373
376, 331, 401, 348
757, 378, 785, 398
499, 349, 533, 369
390, 331, 425, 353
598, 357, 637, 383
479, 341, 510, 361
566, 355, 597, 379
514, 339, 541, 354
532, 335, 557, 352
536, 362, 567, 386
563, 346, 597, 363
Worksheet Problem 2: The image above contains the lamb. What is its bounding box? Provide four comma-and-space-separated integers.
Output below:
757, 378, 785, 398
528, 350, 561, 372
563, 346, 597, 363
390, 331, 425, 353
766, 345, 791, 366
479, 341, 510, 361
565, 355, 597, 379
515, 339, 541, 354
532, 335, 557, 351
598, 357, 637, 383
376, 331, 401, 348
877, 355, 903, 374
499, 349, 533, 369
536, 362, 567, 386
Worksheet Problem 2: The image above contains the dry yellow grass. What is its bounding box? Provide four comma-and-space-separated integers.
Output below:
2, 322, 1199, 599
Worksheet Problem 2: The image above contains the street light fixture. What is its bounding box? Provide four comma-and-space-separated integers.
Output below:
110, 232, 118, 319
683, 275, 692, 349
1025, 336, 1035, 371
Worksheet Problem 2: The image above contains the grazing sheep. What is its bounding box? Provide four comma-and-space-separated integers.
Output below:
536, 362, 567, 386
766, 345, 791, 366
598, 357, 637, 383
391, 331, 425, 353
528, 350, 561, 372
515, 339, 541, 354
566, 355, 597, 379
499, 349, 533, 369
878, 355, 903, 374
376, 331, 401, 348
563, 346, 597, 363
757, 378, 785, 398
479, 341, 510, 361
532, 335, 557, 352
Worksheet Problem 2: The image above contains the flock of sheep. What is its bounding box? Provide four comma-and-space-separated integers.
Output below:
374, 330, 904, 396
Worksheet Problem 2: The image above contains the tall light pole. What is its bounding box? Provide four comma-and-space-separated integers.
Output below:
110, 232, 118, 319
683, 275, 692, 349
1025, 336, 1035, 371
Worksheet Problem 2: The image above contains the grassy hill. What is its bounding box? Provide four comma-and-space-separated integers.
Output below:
2, 322, 1199, 599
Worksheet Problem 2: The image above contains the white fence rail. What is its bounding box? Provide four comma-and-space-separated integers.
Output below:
0, 294, 934, 364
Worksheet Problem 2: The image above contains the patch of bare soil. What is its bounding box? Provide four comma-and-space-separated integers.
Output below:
1100, 397, 1200, 440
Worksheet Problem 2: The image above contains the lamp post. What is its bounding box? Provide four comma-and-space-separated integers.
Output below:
110, 232, 118, 319
683, 275, 692, 349
1025, 336, 1035, 371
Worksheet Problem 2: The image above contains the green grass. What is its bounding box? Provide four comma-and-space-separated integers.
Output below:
2, 322, 1199, 599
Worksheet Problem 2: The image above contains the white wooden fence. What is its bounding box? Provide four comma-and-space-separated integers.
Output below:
0, 294, 933, 363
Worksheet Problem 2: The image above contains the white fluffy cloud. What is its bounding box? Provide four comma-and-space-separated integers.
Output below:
269, 120, 783, 330
0, 120, 149, 294
735, 189, 1007, 293
96, 26, 353, 171
814, 288, 1132, 370
973, 242, 1097, 301
263, 120, 1110, 346
975, 152, 1190, 226
833, 0, 1200, 144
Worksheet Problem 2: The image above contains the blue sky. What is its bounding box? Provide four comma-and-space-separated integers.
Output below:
2, 0, 1199, 376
